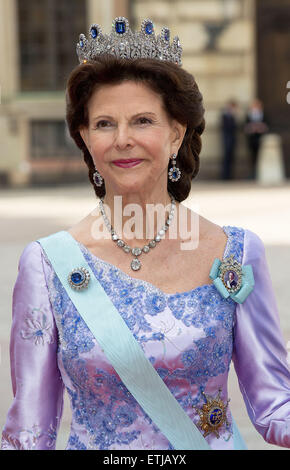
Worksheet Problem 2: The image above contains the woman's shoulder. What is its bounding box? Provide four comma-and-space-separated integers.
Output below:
19, 233, 72, 272
199, 216, 265, 262
13, 240, 53, 288
197, 215, 243, 246
207, 219, 263, 245
18, 239, 44, 267
220, 223, 265, 252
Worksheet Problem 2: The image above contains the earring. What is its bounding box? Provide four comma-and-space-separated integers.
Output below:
93, 169, 104, 187
168, 153, 181, 182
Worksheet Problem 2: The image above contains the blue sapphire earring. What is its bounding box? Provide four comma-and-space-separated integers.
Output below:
93, 169, 103, 187
168, 153, 181, 182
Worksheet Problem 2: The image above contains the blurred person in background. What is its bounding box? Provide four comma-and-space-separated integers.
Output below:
220, 99, 239, 180
244, 98, 269, 179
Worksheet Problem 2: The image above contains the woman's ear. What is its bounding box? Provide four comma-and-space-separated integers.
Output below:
79, 126, 90, 150
171, 121, 187, 153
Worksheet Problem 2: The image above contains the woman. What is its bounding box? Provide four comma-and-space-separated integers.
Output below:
1, 18, 289, 450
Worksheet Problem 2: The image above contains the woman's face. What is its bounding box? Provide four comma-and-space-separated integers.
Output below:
79, 81, 186, 197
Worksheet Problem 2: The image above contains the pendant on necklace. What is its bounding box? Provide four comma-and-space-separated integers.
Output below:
131, 258, 141, 271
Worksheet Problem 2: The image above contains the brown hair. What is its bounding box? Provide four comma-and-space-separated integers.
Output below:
66, 55, 205, 202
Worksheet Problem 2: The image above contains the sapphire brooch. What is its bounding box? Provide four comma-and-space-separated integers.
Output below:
193, 389, 230, 438
209, 254, 254, 303
68, 267, 90, 290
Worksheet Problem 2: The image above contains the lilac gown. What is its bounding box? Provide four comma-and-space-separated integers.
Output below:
1, 226, 290, 450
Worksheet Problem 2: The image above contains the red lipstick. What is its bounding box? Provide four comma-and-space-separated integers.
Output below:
112, 159, 143, 168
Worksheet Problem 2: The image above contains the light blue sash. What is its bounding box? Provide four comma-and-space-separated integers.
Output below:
37, 230, 246, 450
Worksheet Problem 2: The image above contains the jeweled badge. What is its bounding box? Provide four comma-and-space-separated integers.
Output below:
219, 255, 243, 294
209, 254, 255, 303
193, 389, 230, 438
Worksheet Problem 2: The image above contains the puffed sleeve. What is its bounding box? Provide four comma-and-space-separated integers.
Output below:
232, 229, 290, 448
1, 241, 64, 450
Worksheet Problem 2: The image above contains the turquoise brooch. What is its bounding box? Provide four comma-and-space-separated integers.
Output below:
193, 389, 230, 438
209, 254, 254, 304
68, 267, 90, 290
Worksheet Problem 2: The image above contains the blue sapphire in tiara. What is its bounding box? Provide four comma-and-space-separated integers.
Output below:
90, 27, 98, 38
116, 21, 126, 34
163, 28, 170, 41
68, 267, 90, 290
79, 34, 86, 49
145, 21, 154, 35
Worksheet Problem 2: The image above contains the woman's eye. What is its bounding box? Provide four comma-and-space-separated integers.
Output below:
95, 120, 111, 128
94, 118, 152, 129
137, 117, 152, 125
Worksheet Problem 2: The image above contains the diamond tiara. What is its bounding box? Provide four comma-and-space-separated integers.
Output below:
76, 17, 183, 66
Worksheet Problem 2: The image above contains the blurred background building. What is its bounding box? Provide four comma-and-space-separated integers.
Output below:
0, 0, 289, 187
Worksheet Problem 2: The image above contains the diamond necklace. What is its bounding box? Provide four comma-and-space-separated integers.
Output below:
98, 195, 176, 271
